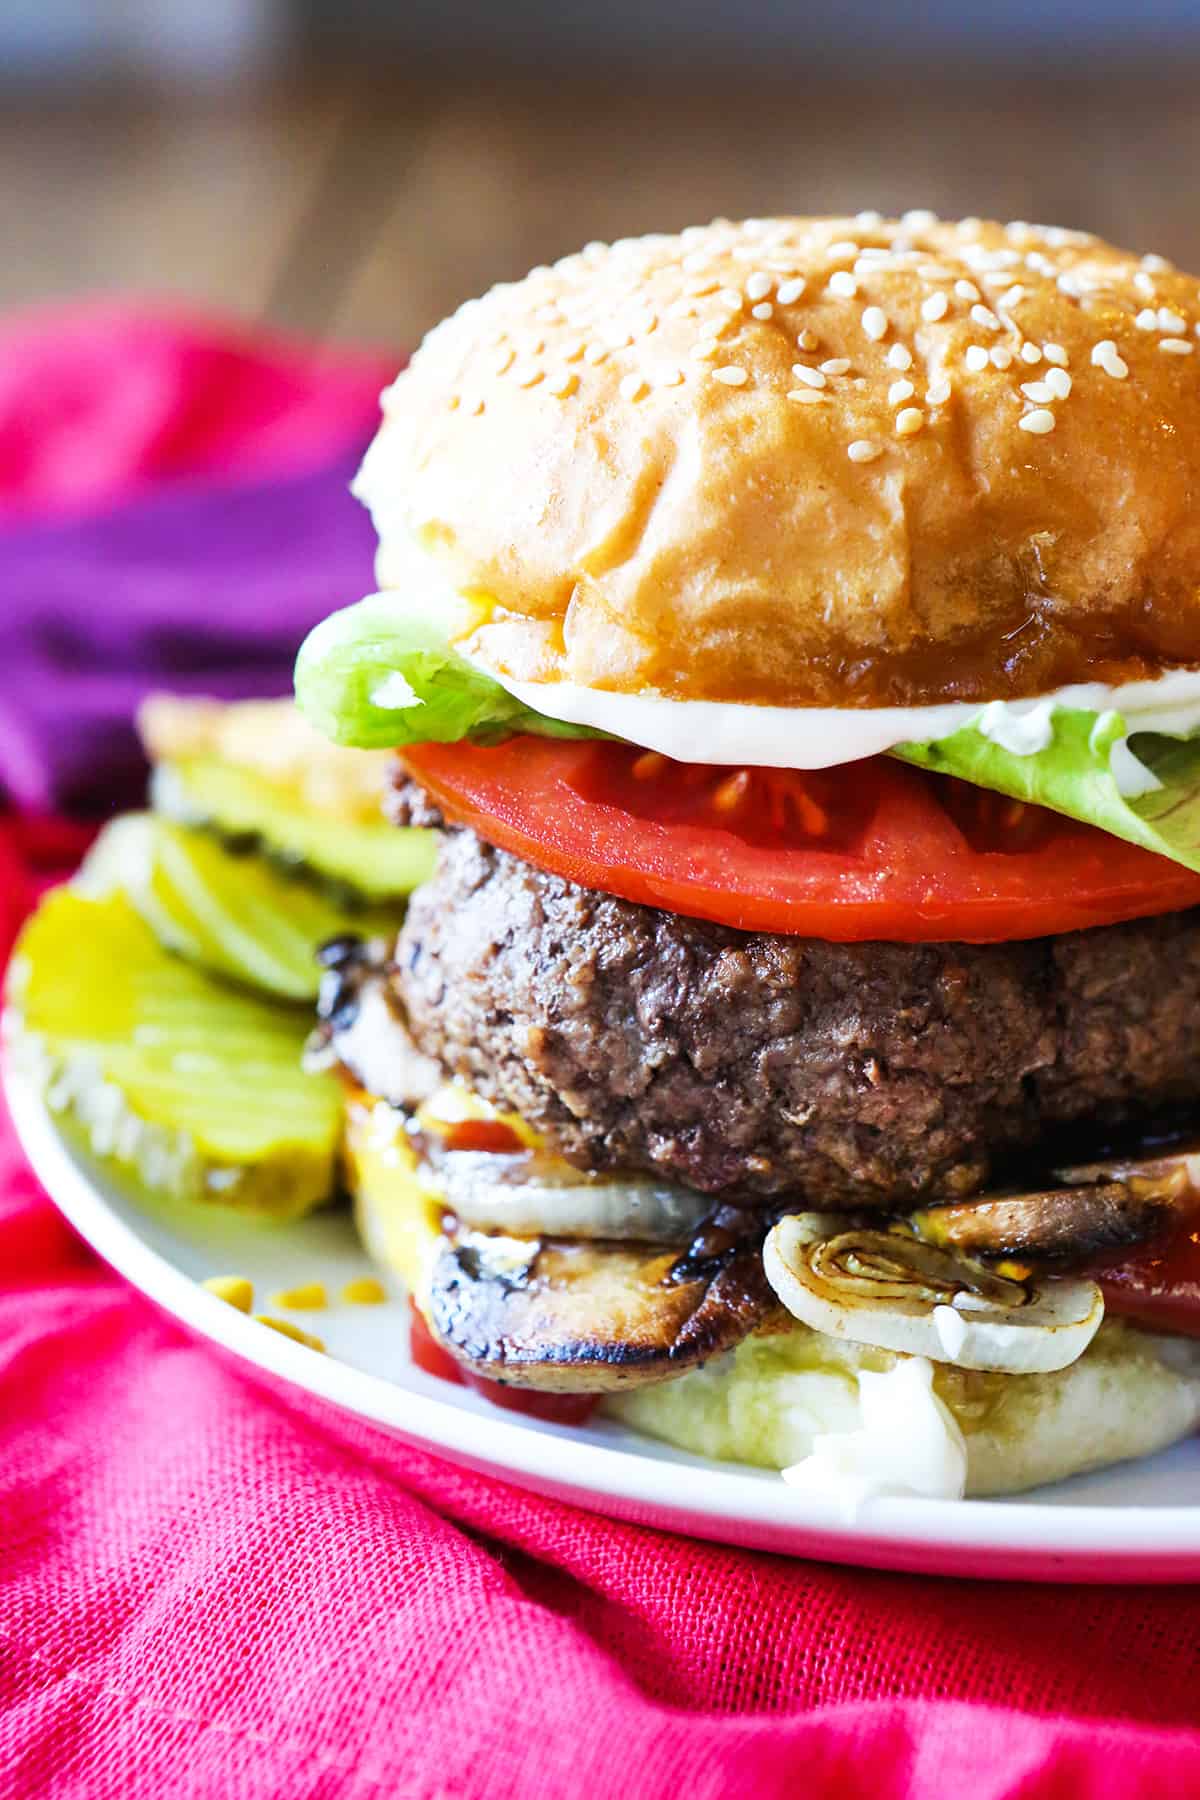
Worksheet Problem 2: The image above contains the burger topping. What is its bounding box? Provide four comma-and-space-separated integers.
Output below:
781, 1356, 968, 1510
427, 1227, 786, 1393
435, 1150, 714, 1244
763, 1215, 1104, 1373
910, 1146, 1200, 1268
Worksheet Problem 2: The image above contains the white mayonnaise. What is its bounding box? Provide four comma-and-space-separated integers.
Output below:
474, 662, 1200, 772
780, 1356, 968, 1516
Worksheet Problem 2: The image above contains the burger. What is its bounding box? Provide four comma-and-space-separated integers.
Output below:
297, 213, 1200, 1503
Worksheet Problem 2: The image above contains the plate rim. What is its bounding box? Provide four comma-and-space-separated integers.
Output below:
7, 1059, 1200, 1582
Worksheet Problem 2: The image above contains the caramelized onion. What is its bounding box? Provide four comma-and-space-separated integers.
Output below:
439, 1151, 713, 1243
764, 1215, 1103, 1373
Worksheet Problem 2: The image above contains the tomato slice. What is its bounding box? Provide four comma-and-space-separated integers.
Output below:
408, 1302, 598, 1424
402, 739, 1200, 943
1101, 1221, 1200, 1336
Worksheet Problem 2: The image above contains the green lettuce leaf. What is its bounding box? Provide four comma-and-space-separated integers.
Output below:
294, 594, 605, 751
895, 708, 1200, 872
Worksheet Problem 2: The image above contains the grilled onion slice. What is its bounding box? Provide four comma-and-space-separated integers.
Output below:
763, 1215, 1103, 1374
437, 1151, 713, 1243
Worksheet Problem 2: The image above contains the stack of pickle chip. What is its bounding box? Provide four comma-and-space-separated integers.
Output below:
5, 697, 433, 1219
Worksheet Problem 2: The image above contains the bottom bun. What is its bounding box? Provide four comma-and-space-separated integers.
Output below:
606, 1320, 1200, 1497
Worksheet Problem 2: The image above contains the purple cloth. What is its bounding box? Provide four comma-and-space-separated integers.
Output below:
0, 450, 377, 815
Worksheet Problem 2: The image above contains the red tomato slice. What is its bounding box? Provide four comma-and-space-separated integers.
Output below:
1101, 1221, 1200, 1336
408, 1302, 598, 1424
402, 739, 1200, 943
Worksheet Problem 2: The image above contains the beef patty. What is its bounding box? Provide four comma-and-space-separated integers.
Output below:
381, 808, 1200, 1211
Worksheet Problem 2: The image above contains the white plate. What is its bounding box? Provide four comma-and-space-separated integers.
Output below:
9, 1064, 1200, 1582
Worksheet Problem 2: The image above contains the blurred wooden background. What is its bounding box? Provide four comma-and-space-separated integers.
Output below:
6, 63, 1200, 352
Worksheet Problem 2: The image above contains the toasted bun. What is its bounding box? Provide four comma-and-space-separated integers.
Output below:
609, 1319, 1200, 1497
355, 214, 1200, 709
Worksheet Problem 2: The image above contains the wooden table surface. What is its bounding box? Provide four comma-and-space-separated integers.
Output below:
7, 62, 1200, 352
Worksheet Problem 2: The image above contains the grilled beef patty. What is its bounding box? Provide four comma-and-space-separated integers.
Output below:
380, 792, 1200, 1210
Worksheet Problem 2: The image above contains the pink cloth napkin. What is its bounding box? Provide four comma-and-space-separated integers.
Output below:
4, 305, 1200, 1800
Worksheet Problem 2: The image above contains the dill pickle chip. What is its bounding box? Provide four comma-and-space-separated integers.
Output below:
79, 813, 400, 1000
151, 757, 435, 902
6, 888, 342, 1219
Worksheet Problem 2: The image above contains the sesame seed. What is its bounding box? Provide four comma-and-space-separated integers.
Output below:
791, 363, 827, 389
921, 292, 949, 322
861, 305, 889, 341
745, 272, 773, 301
998, 285, 1026, 308
886, 344, 913, 371
657, 367, 684, 387
828, 240, 861, 259
964, 345, 989, 372
970, 303, 1001, 331
1044, 366, 1072, 398
687, 278, 721, 297
1159, 337, 1194, 355
847, 439, 882, 462
786, 388, 825, 404
1043, 344, 1069, 366
691, 339, 719, 360
926, 379, 951, 405
1134, 270, 1157, 298
1057, 273, 1083, 297
1019, 408, 1056, 434
548, 369, 579, 397
777, 278, 807, 304
1091, 339, 1129, 379
955, 279, 981, 302
888, 378, 916, 405
516, 366, 544, 388
606, 331, 633, 350
820, 358, 851, 375
797, 329, 819, 351
562, 341, 586, 362
717, 288, 742, 309
918, 263, 954, 280
855, 209, 884, 229
1020, 380, 1054, 404
990, 346, 1014, 370
902, 208, 938, 228
828, 271, 858, 298
584, 343, 609, 365
1142, 252, 1172, 272
467, 397, 485, 416
751, 302, 774, 320
1158, 307, 1188, 334
1020, 343, 1043, 364
713, 365, 748, 385
619, 372, 648, 401
1135, 308, 1159, 330
895, 407, 925, 435
447, 394, 460, 411
493, 347, 516, 374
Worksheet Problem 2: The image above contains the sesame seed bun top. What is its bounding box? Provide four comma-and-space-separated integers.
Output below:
354, 214, 1200, 710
